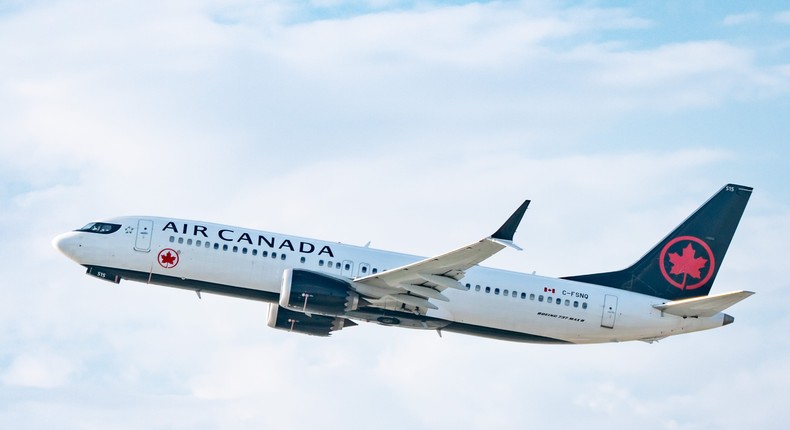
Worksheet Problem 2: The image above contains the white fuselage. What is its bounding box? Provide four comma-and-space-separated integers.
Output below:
54, 216, 729, 344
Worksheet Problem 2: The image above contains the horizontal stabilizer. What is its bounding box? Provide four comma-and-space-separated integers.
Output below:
653, 290, 754, 318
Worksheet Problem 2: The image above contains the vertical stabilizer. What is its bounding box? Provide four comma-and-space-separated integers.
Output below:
563, 184, 752, 300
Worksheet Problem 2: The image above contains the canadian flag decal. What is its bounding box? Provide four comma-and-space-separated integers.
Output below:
544, 287, 555, 294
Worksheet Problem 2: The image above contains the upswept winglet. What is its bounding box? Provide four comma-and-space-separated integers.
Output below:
490, 200, 530, 251
352, 200, 530, 312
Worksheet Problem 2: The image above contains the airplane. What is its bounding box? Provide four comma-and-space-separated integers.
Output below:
53, 183, 754, 344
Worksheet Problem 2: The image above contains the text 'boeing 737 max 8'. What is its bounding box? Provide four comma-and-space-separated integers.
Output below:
53, 184, 754, 344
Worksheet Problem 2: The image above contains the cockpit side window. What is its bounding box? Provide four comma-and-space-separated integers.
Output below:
77, 222, 122, 234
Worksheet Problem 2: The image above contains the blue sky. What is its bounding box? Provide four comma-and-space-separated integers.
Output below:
1, 1, 789, 428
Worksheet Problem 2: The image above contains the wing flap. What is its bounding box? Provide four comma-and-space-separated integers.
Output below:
400, 283, 450, 301
387, 294, 439, 310
653, 290, 754, 317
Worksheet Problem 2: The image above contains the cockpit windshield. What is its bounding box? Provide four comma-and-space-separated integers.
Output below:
77, 222, 122, 234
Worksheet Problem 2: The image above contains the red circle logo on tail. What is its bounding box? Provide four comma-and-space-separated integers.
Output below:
659, 236, 714, 290
158, 248, 180, 269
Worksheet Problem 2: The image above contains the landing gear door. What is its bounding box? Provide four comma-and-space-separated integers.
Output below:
601, 294, 618, 329
134, 219, 154, 252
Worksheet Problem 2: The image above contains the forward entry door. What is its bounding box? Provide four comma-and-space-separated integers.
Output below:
134, 219, 154, 252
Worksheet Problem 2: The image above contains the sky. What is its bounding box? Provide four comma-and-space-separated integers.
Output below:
1, 0, 789, 428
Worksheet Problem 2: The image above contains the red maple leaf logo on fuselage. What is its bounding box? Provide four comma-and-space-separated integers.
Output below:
157, 248, 179, 269
161, 252, 176, 265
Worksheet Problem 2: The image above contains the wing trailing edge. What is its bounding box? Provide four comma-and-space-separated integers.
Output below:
352, 199, 530, 313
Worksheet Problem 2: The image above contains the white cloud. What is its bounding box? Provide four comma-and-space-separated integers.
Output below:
567, 41, 757, 109
1, 353, 76, 389
723, 12, 760, 26
774, 10, 790, 24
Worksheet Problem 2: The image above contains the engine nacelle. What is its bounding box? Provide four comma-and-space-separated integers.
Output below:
266, 303, 357, 337
279, 268, 360, 316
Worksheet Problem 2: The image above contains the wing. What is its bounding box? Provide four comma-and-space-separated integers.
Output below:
353, 200, 530, 312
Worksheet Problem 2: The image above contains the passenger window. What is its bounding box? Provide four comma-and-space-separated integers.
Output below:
565, 299, 570, 306
196, 240, 201, 247
272, 252, 277, 259
281, 254, 286, 260
205, 241, 210, 248
573, 301, 579, 308
178, 237, 184, 244
169, 236, 175, 243
503, 289, 509, 296
300, 257, 306, 263
335, 262, 341, 269
538, 295, 544, 302
521, 292, 526, 299
232, 246, 238, 253
485, 286, 491, 293
556, 299, 562, 306
214, 243, 219, 250
319, 260, 324, 267
465, 283, 471, 290
547, 297, 553, 304
252, 249, 258, 256
262, 251, 268, 257
223, 244, 228, 251
512, 291, 517, 298
494, 288, 500, 295
187, 239, 193, 246
361, 266, 368, 274
372, 268, 378, 274
344, 263, 350, 270
475, 285, 481, 292
582, 303, 588, 309
242, 248, 248, 254
530, 293, 535, 300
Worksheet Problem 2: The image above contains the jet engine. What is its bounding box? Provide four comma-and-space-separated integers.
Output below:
279, 268, 362, 316
267, 303, 357, 337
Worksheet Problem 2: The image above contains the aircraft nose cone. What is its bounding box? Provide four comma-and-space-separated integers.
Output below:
52, 231, 81, 261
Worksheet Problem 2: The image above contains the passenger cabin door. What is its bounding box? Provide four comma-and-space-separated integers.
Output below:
134, 219, 154, 252
601, 294, 618, 329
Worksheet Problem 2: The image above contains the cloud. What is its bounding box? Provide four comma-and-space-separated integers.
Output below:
775, 10, 790, 24
565, 41, 762, 109
723, 12, 760, 26
1, 0, 782, 186
1, 352, 76, 389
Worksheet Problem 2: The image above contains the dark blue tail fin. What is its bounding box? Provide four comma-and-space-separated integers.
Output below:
562, 184, 752, 300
